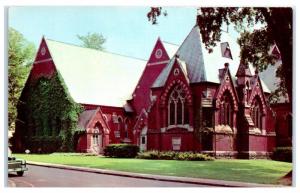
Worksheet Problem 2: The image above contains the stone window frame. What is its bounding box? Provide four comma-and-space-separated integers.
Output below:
251, 97, 263, 130
219, 91, 233, 127
168, 85, 189, 126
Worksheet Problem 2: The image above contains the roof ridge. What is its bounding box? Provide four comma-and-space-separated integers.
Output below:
162, 41, 180, 46
45, 38, 147, 62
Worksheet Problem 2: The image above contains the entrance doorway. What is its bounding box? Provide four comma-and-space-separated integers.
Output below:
91, 123, 104, 154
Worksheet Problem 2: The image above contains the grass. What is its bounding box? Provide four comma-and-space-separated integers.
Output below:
13, 153, 292, 184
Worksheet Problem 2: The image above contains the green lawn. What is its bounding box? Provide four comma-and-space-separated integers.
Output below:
13, 153, 292, 184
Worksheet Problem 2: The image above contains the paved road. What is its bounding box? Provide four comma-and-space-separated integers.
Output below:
8, 165, 207, 187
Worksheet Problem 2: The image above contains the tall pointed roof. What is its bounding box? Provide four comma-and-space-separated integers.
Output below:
152, 25, 270, 93
131, 38, 177, 114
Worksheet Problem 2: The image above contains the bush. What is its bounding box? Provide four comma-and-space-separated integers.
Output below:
136, 151, 214, 161
160, 151, 177, 160
24, 136, 62, 153
104, 144, 139, 158
272, 147, 292, 162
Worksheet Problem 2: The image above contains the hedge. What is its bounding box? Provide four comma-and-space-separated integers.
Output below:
104, 144, 139, 158
272, 146, 292, 162
136, 151, 214, 161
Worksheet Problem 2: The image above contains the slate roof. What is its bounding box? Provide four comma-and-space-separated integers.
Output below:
259, 60, 289, 103
78, 109, 98, 129
45, 39, 147, 107
152, 25, 271, 93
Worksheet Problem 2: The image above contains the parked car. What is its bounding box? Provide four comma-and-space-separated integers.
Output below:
8, 148, 28, 176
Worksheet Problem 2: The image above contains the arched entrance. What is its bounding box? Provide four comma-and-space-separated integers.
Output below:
90, 122, 104, 154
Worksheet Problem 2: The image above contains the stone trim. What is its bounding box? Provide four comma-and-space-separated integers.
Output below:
33, 58, 53, 64
147, 60, 170, 66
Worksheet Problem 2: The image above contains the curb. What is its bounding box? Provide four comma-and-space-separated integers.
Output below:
27, 161, 280, 187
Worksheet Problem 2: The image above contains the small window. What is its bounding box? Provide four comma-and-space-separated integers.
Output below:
172, 137, 181, 151
114, 131, 120, 138
141, 136, 146, 144
221, 42, 233, 59
112, 113, 118, 123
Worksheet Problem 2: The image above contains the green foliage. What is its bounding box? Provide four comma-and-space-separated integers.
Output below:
104, 144, 139, 158
77, 32, 106, 50
272, 147, 292, 163
26, 72, 83, 152
196, 7, 292, 102
136, 150, 160, 159
25, 136, 62, 153
147, 7, 163, 25
8, 27, 36, 131
136, 151, 214, 161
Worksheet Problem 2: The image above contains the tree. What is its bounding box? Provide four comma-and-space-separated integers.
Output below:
77, 32, 106, 50
197, 8, 292, 103
8, 27, 36, 131
147, 7, 293, 103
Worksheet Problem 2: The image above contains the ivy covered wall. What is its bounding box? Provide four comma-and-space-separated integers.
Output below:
12, 72, 83, 153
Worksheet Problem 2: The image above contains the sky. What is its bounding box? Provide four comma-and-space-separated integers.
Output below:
8, 6, 198, 60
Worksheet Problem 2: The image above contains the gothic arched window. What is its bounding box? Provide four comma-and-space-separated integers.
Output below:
219, 91, 233, 127
168, 85, 189, 126
114, 117, 122, 138
251, 98, 262, 129
124, 119, 129, 138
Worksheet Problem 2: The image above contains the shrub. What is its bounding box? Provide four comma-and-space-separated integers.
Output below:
104, 144, 139, 158
272, 146, 292, 162
175, 152, 191, 160
160, 151, 177, 160
136, 151, 214, 161
25, 136, 62, 153
188, 153, 214, 161
136, 150, 160, 159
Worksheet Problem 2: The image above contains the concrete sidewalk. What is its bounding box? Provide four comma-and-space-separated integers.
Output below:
27, 161, 282, 187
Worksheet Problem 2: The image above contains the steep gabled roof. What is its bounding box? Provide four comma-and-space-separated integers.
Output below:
45, 39, 147, 107
152, 25, 270, 93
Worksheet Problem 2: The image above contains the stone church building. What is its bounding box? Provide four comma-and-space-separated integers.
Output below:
12, 24, 291, 158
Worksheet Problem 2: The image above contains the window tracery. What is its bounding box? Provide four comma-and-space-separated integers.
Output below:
168, 85, 189, 126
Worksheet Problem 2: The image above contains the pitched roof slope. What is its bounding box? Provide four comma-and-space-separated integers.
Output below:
78, 109, 98, 129
153, 25, 270, 93
45, 39, 147, 107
